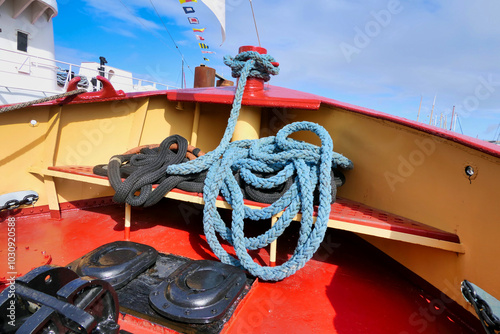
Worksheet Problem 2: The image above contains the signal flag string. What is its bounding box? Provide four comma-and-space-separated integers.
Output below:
117, 0, 194, 78
149, 0, 194, 74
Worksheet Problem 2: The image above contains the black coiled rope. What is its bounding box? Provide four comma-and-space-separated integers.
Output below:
93, 135, 205, 207
94, 133, 347, 207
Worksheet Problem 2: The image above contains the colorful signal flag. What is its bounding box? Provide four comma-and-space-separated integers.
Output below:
188, 17, 199, 24
183, 6, 195, 14
201, 50, 215, 54
179, 0, 196, 4
195, 35, 205, 40
192, 27, 205, 33
198, 43, 209, 49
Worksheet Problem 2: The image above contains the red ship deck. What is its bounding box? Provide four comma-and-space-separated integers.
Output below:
0, 201, 481, 333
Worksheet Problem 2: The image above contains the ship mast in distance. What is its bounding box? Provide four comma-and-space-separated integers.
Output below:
429, 95, 436, 125
417, 95, 422, 122
449, 106, 455, 131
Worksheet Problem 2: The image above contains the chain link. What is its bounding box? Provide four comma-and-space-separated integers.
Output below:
462, 280, 500, 333
0, 194, 39, 211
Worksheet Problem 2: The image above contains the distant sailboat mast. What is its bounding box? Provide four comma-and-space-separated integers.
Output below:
449, 106, 455, 131
181, 59, 185, 89
429, 95, 436, 125
417, 95, 422, 122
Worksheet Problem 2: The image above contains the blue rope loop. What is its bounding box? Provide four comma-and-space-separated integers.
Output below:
223, 51, 279, 82
167, 50, 353, 281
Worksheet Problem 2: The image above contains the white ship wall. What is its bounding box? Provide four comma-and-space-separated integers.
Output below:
0, 0, 60, 105
0, 0, 175, 106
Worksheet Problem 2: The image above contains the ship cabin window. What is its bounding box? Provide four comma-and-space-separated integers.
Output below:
17, 31, 28, 52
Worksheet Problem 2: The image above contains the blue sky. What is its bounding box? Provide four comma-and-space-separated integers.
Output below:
53, 0, 500, 141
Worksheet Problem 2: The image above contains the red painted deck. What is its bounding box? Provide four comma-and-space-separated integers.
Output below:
0, 202, 480, 333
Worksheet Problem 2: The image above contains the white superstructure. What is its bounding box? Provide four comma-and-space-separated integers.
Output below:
0, 0, 175, 106
0, 0, 59, 104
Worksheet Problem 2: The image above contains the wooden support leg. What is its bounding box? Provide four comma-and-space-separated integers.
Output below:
42, 107, 63, 220
124, 204, 131, 240
270, 215, 278, 267
44, 175, 61, 220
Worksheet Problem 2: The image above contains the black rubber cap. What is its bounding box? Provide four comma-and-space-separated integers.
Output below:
67, 241, 158, 289
149, 260, 247, 324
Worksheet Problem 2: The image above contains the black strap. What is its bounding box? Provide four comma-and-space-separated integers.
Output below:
235, 169, 346, 204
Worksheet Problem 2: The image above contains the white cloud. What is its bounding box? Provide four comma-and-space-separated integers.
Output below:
215, 0, 499, 138
99, 25, 137, 38
82, 0, 161, 31
60, 0, 499, 138
55, 45, 98, 65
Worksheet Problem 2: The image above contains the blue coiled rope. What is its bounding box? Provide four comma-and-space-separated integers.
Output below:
167, 51, 352, 281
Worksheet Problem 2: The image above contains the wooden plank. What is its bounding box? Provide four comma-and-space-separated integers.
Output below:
284, 211, 463, 253
44, 175, 60, 218
164, 190, 265, 210
38, 167, 463, 253
125, 204, 131, 240
42, 168, 111, 186
270, 216, 278, 266
327, 219, 465, 253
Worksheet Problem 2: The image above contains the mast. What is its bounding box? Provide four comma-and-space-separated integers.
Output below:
248, 0, 262, 47
449, 106, 455, 131
429, 95, 436, 125
181, 58, 185, 89
417, 95, 422, 122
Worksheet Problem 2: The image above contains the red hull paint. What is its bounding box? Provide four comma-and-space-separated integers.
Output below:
1, 202, 482, 333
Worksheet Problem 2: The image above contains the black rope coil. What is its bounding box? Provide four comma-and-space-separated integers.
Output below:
234, 169, 345, 204
94, 134, 347, 207
93, 135, 206, 207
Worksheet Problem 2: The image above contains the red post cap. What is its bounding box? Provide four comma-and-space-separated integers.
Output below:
238, 45, 279, 67
236, 45, 279, 96
239, 45, 267, 54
